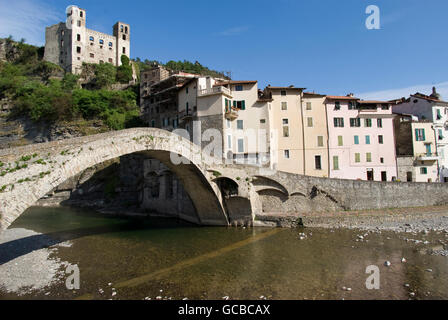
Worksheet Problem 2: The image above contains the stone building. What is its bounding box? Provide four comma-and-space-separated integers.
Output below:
394, 114, 440, 183
392, 88, 448, 182
44, 6, 130, 74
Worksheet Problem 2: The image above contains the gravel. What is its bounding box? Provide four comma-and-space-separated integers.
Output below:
0, 228, 71, 295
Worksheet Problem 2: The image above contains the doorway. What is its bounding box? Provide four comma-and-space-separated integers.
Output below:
406, 172, 413, 182
367, 169, 374, 181
381, 171, 387, 182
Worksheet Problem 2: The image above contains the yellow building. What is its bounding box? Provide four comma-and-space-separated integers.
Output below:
302, 92, 329, 178
264, 86, 305, 175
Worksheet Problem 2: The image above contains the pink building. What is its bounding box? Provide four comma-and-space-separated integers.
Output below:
325, 96, 398, 181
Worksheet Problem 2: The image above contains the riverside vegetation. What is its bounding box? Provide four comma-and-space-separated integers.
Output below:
0, 37, 229, 135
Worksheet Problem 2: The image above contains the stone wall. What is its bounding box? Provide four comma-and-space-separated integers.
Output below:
250, 169, 448, 215
397, 156, 414, 182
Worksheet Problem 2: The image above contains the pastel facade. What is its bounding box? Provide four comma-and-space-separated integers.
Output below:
394, 114, 439, 182
325, 96, 398, 181
44, 6, 130, 74
264, 86, 305, 174
392, 88, 448, 182
302, 93, 329, 178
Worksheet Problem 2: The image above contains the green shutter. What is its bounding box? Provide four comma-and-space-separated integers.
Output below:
242, 100, 246, 110
233, 101, 236, 108
422, 129, 426, 141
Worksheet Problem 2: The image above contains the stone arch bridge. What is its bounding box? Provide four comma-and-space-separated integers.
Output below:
1, 128, 448, 231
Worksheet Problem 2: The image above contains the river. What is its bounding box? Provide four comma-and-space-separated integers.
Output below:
1, 207, 448, 300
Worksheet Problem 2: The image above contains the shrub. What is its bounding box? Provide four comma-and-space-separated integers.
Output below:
116, 55, 133, 83
94, 63, 117, 89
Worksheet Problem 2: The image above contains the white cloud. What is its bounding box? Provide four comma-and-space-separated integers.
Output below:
357, 81, 448, 101
0, 0, 60, 46
216, 26, 249, 37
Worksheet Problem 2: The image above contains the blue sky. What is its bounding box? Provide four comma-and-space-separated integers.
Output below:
1, 0, 448, 100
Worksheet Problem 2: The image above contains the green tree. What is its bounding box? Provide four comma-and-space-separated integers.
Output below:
94, 63, 117, 89
116, 55, 133, 83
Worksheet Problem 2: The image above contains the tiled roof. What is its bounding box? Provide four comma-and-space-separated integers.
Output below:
326, 95, 359, 100
214, 80, 258, 87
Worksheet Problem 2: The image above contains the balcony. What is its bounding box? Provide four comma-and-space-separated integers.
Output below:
198, 86, 232, 98
179, 109, 195, 122
225, 106, 239, 120
415, 153, 440, 161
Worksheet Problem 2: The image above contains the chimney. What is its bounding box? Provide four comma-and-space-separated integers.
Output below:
347, 93, 354, 97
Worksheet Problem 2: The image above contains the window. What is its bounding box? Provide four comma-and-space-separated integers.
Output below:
260, 119, 266, 124
284, 150, 290, 159
354, 135, 359, 145
315, 156, 322, 170
421, 167, 428, 175
226, 119, 231, 129
355, 153, 361, 163
381, 104, 390, 110
334, 118, 344, 127
348, 101, 355, 110
333, 156, 339, 170
338, 136, 343, 146
437, 109, 442, 120
281, 90, 287, 96
377, 119, 383, 128
89, 36, 94, 42
317, 136, 324, 147
238, 139, 244, 153
365, 119, 372, 127
415, 129, 426, 141
281, 102, 288, 110
122, 47, 126, 54
235, 85, 243, 91
366, 153, 372, 163
365, 135, 371, 145
77, 20, 81, 27
380, 157, 384, 164
234, 100, 246, 110
108, 58, 113, 63
76, 46, 81, 54
335, 102, 341, 110
283, 119, 290, 137
228, 135, 232, 148
80, 11, 83, 18
350, 118, 361, 127
120, 25, 124, 32
237, 120, 244, 130
306, 102, 312, 110
99, 39, 104, 45
125, 26, 128, 34
378, 135, 384, 144
439, 129, 444, 140
122, 35, 127, 41
77, 34, 81, 41
109, 42, 113, 47
307, 117, 313, 127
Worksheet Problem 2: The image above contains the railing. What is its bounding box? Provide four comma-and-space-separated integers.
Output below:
225, 106, 239, 120
198, 86, 232, 97
415, 153, 439, 160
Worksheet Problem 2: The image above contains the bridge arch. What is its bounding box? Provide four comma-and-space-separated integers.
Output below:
0, 128, 229, 230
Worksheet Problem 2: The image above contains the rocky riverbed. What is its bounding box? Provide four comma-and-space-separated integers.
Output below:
0, 228, 72, 296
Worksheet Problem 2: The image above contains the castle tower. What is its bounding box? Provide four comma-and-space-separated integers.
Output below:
113, 22, 131, 66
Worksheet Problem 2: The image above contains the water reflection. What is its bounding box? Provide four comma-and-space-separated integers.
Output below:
1, 207, 448, 300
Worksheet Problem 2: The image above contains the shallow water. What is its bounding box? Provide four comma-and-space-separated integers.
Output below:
1, 207, 448, 300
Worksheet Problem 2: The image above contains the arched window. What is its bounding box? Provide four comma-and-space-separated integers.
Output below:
125, 26, 128, 34
99, 39, 104, 45
89, 36, 94, 42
